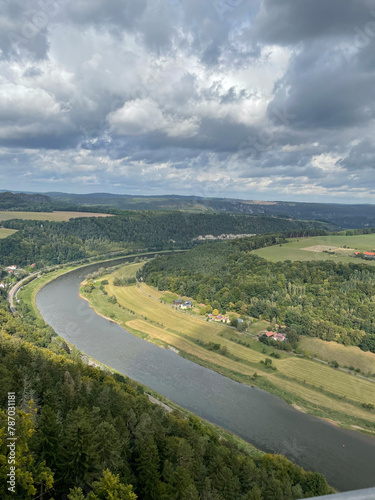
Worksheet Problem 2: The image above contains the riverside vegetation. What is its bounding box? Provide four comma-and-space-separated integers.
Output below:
81, 260, 375, 434
0, 275, 335, 499
2, 209, 374, 499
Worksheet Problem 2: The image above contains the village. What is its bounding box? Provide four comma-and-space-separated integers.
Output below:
0, 263, 35, 292
172, 298, 286, 341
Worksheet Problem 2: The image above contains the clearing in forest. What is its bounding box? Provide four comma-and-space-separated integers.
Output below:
0, 228, 17, 238
253, 234, 375, 265
0, 211, 113, 222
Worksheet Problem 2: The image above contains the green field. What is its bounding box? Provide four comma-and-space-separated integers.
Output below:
253, 234, 375, 265
0, 228, 17, 238
300, 337, 375, 374
0, 211, 112, 222
81, 262, 375, 433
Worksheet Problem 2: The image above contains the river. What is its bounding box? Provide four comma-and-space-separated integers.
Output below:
36, 257, 375, 492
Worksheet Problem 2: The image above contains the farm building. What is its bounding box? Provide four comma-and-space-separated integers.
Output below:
355, 251, 375, 257
180, 300, 193, 309
262, 331, 286, 341
208, 314, 230, 323
263, 332, 275, 338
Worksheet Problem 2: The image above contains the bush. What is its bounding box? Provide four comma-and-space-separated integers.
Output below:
362, 403, 375, 410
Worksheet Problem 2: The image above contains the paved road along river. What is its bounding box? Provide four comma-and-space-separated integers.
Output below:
36, 257, 375, 492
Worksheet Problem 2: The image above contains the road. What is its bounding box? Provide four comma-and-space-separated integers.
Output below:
8, 272, 39, 313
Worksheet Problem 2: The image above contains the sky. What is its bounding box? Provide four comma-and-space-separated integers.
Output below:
0, 0, 375, 203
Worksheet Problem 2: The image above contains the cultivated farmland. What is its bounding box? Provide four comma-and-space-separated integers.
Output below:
299, 337, 375, 374
0, 211, 113, 222
0, 228, 17, 238
80, 262, 375, 432
253, 234, 375, 266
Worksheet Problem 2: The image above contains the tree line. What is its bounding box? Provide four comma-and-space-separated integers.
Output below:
0, 211, 328, 267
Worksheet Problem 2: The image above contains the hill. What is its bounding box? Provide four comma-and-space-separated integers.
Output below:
45, 191, 375, 228
0, 191, 52, 211
0, 306, 333, 499
0, 212, 328, 267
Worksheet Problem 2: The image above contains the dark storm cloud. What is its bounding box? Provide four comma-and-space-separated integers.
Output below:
340, 140, 375, 170
251, 0, 375, 45
267, 41, 375, 130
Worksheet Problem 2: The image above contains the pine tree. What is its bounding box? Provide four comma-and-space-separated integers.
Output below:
136, 437, 161, 500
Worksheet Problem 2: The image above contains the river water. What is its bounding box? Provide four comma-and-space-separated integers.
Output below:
36, 257, 375, 492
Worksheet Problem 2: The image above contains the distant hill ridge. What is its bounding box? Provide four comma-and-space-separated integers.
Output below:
3, 190, 375, 228
0, 191, 51, 210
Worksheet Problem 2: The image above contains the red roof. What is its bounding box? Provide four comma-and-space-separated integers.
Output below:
355, 251, 375, 256
264, 332, 275, 337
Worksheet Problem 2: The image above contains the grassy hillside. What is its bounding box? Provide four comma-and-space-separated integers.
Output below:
81, 263, 375, 434
253, 234, 375, 266
0, 228, 17, 238
299, 337, 375, 374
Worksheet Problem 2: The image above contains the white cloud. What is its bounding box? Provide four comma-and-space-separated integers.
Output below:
0, 83, 72, 138
108, 98, 199, 138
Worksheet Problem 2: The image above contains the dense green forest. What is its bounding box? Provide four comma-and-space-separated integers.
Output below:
0, 303, 333, 500
0, 192, 52, 212
142, 237, 375, 353
0, 212, 328, 267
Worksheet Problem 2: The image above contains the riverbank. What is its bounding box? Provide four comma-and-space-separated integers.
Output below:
16, 252, 264, 460
79, 262, 375, 435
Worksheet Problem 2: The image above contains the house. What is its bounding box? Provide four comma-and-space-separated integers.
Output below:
355, 251, 375, 257
173, 299, 183, 306
0, 282, 4, 289
273, 333, 285, 342
212, 315, 230, 323
262, 331, 285, 341
180, 300, 193, 309
263, 332, 275, 338
238, 318, 244, 323
31, 263, 36, 268
6, 265, 17, 271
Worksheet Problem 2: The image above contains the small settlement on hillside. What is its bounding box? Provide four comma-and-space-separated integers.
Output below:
173, 299, 193, 309
262, 331, 286, 341
207, 313, 231, 324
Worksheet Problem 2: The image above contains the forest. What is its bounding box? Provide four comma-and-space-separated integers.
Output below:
0, 211, 328, 267
0, 192, 52, 212
142, 236, 375, 354
0, 302, 333, 500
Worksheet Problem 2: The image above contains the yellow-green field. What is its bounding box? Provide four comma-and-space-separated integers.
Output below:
0, 228, 17, 238
253, 234, 375, 265
81, 262, 375, 432
276, 357, 375, 404
300, 337, 375, 374
0, 211, 113, 222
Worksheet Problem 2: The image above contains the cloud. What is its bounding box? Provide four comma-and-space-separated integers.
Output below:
108, 98, 199, 138
0, 0, 374, 203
